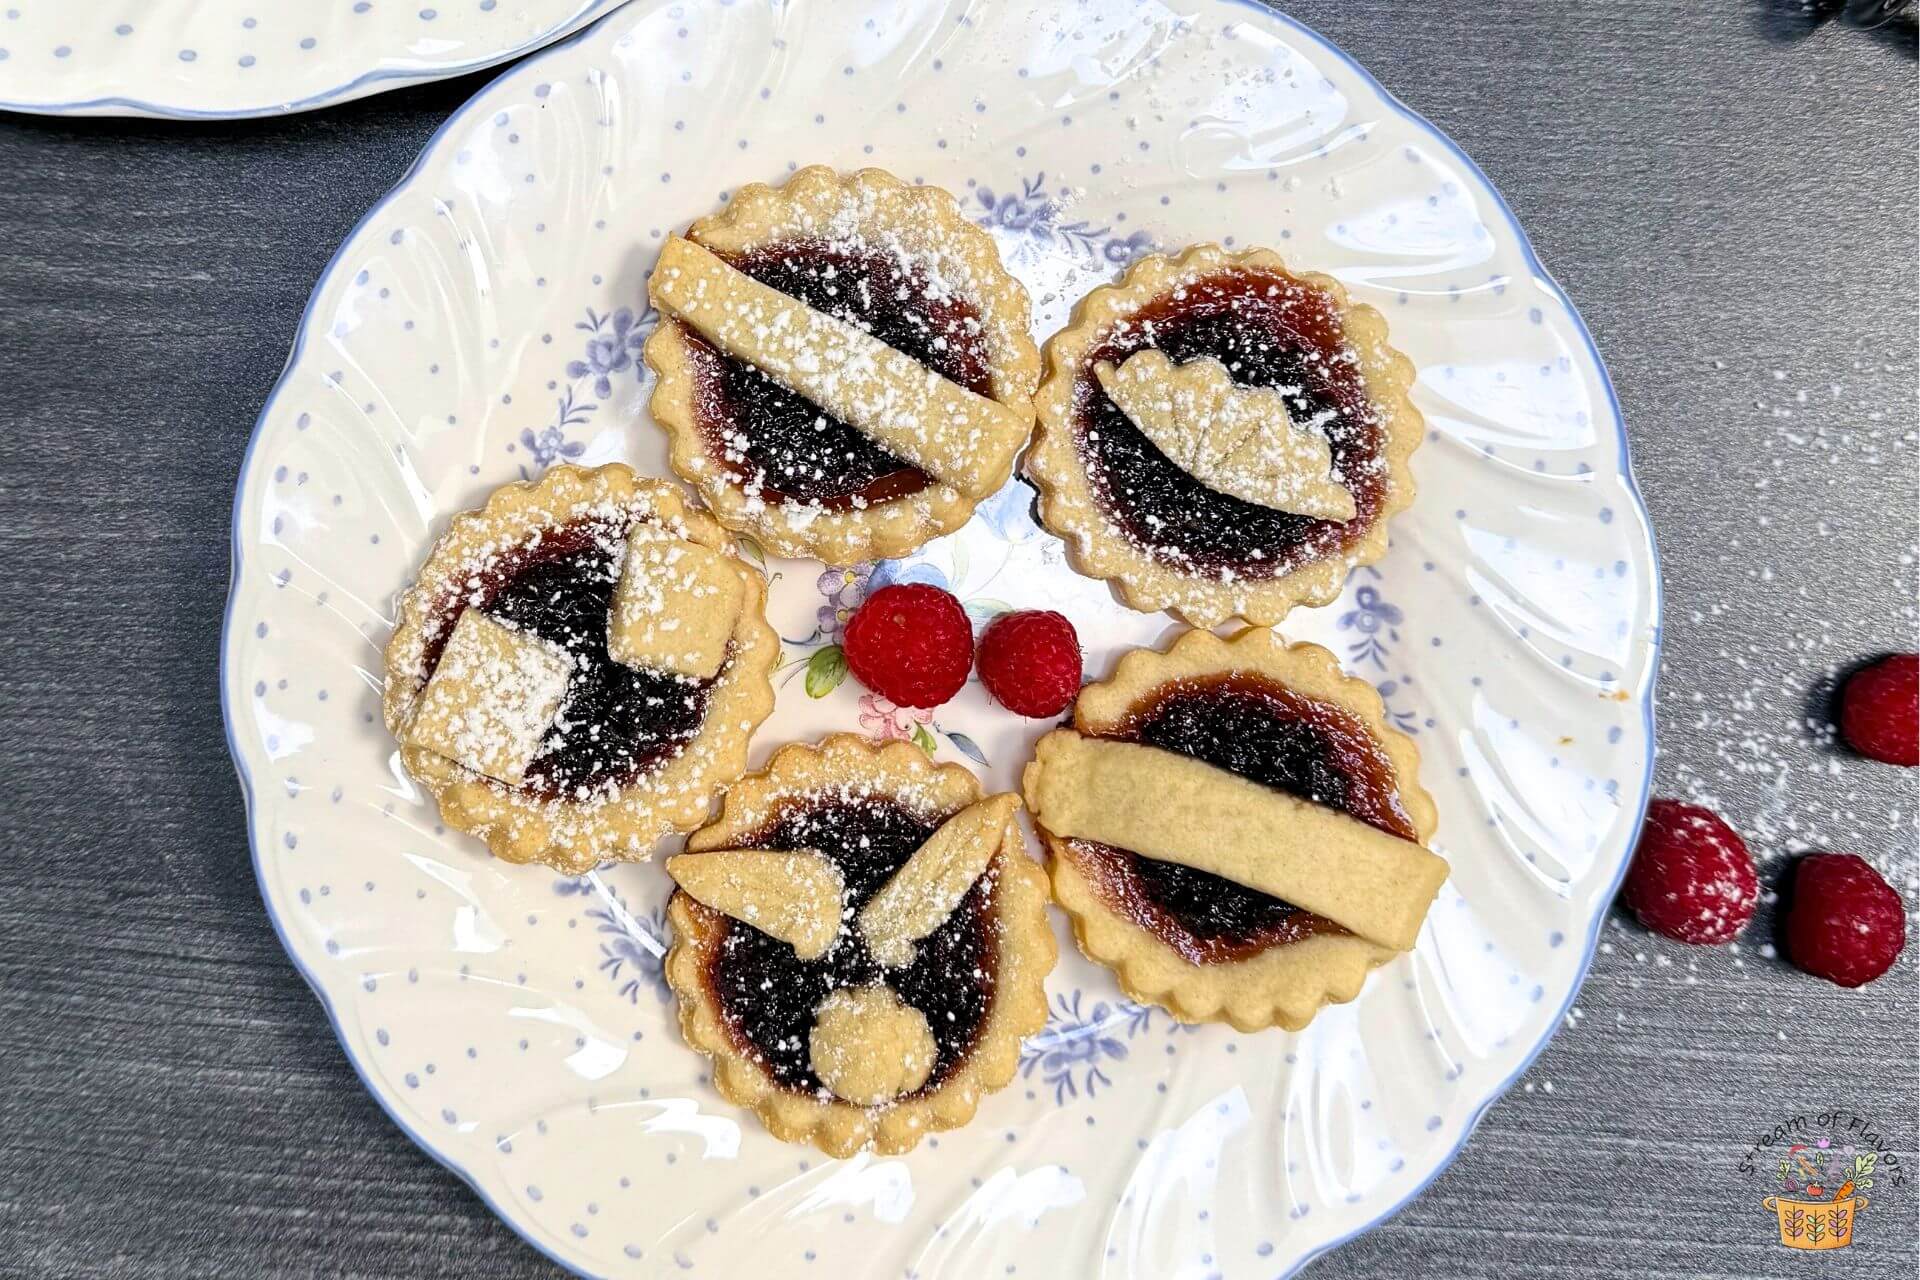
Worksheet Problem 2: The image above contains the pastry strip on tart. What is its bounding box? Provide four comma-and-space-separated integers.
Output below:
644, 166, 1041, 565
1022, 628, 1441, 1032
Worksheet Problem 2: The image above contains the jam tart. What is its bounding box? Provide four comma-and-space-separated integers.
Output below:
644, 166, 1042, 565
382, 464, 778, 873
1027, 244, 1423, 627
664, 735, 1055, 1156
1022, 628, 1444, 1033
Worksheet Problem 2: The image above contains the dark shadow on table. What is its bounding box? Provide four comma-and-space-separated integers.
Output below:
1800, 652, 1896, 761
0, 63, 495, 142
1754, 0, 1919, 55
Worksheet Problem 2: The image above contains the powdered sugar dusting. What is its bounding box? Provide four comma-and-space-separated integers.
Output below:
403, 609, 572, 786
1656, 357, 1919, 910
1095, 349, 1357, 520
653, 236, 1025, 497
383, 468, 777, 864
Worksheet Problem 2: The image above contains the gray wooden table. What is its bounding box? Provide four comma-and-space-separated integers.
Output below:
2, 3, 1916, 1277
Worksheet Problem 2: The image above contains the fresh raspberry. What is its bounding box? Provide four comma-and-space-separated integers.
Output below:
1620, 799, 1759, 944
842, 584, 973, 709
1785, 853, 1907, 988
1839, 654, 1919, 766
977, 610, 1083, 718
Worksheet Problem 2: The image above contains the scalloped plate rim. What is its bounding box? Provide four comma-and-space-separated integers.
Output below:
0, 0, 631, 120
218, 4, 1664, 1276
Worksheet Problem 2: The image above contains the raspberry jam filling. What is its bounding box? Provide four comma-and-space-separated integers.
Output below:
1065, 673, 1415, 964
1074, 268, 1388, 578
682, 240, 996, 509
700, 797, 998, 1097
418, 518, 718, 802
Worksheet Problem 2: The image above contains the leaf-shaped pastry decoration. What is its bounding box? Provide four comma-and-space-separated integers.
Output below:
857, 794, 1017, 968
1094, 350, 1357, 521
666, 848, 846, 961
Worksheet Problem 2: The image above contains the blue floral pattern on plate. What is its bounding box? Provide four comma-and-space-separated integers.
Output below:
222, 4, 1660, 1278
974, 173, 1157, 266
1020, 991, 1190, 1104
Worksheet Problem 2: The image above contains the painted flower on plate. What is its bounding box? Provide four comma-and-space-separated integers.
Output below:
858, 693, 933, 743
567, 306, 649, 399
816, 562, 873, 640
1338, 584, 1403, 669
1019, 991, 1134, 1103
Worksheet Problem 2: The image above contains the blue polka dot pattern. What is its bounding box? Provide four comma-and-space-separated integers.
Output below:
220, 2, 1661, 1278
0, 0, 625, 117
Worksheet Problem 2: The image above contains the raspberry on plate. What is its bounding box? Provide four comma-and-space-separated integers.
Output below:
1839, 653, 1918, 766
977, 610, 1083, 718
842, 584, 974, 710
1785, 853, 1907, 988
1620, 799, 1759, 944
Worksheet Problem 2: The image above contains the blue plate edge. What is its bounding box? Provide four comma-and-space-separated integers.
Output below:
213, 3, 1669, 1276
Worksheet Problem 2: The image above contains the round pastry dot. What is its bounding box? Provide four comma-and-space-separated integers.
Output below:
808, 986, 935, 1106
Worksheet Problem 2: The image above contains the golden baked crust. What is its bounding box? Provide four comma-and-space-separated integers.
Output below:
382, 464, 778, 872
1026, 243, 1424, 627
665, 735, 1055, 1156
644, 166, 1041, 565
1022, 628, 1439, 1033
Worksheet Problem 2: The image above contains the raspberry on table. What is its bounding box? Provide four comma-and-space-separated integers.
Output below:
1620, 799, 1759, 945
977, 610, 1083, 718
842, 583, 974, 710
1785, 853, 1907, 988
1839, 653, 1918, 766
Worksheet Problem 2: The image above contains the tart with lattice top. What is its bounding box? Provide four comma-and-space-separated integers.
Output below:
644, 166, 1042, 565
1023, 629, 1443, 1032
664, 735, 1054, 1156
1026, 243, 1423, 627
382, 464, 777, 873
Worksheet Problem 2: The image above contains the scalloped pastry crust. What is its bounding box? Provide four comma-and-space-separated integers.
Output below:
666, 735, 1055, 1156
1023, 628, 1439, 1033
1026, 243, 1424, 627
382, 464, 778, 873
644, 166, 1041, 565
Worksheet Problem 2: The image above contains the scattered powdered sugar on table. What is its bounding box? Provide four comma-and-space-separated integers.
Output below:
1655, 357, 1918, 898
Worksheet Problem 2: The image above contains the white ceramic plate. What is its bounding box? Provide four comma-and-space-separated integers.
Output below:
221, 2, 1662, 1275
0, 0, 628, 118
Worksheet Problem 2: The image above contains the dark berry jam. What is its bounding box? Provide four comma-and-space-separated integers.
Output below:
418, 518, 718, 802
699, 797, 997, 1097
1076, 268, 1388, 578
1067, 673, 1414, 964
1060, 847, 1344, 963
682, 239, 995, 509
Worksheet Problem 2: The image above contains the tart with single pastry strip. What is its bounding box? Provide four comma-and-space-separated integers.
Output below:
1023, 628, 1444, 1032
645, 166, 1041, 565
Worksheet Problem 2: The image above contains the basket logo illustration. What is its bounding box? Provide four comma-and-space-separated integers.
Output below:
1762, 1138, 1875, 1251
1736, 1111, 1906, 1253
